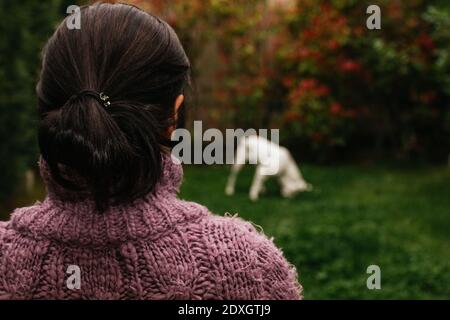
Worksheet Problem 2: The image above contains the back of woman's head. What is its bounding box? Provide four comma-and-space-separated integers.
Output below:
37, 3, 190, 210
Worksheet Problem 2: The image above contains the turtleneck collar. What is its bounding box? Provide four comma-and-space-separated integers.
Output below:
9, 153, 209, 247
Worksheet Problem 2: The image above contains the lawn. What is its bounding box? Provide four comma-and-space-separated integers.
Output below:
180, 164, 450, 299
1, 163, 448, 299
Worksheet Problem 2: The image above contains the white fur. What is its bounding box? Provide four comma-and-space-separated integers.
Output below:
225, 135, 312, 201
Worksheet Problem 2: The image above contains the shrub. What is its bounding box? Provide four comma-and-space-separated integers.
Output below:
140, 0, 450, 162
0, 1, 74, 202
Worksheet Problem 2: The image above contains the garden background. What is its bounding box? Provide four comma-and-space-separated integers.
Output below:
0, 0, 449, 299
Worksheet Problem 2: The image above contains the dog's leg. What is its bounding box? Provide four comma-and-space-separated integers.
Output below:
225, 162, 244, 195
249, 166, 268, 201
226, 139, 247, 196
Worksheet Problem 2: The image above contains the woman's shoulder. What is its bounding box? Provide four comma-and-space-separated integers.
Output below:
0, 210, 33, 246
198, 213, 274, 246
0, 221, 6, 238
182, 212, 302, 299
0, 218, 16, 258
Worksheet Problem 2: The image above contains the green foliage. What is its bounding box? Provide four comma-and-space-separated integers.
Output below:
423, 6, 450, 148
180, 164, 450, 299
147, 0, 450, 162
0, 1, 72, 202
274, 0, 449, 161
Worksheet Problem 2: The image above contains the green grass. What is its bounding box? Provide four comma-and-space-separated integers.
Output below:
180, 164, 450, 299
1, 164, 448, 299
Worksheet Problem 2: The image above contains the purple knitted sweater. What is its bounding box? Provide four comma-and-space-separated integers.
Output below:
0, 154, 301, 299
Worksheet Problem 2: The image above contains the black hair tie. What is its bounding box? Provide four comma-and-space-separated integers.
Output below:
68, 90, 111, 108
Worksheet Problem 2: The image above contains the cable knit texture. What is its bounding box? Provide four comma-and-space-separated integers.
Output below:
0, 154, 302, 300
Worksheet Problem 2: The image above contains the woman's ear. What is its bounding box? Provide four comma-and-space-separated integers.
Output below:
174, 94, 184, 120
167, 94, 184, 137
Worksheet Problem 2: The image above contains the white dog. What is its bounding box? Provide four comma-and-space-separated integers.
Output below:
225, 135, 312, 201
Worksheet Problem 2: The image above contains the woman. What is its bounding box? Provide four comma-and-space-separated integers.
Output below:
0, 2, 301, 299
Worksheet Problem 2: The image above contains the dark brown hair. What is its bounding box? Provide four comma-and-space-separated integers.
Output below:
37, 3, 190, 210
